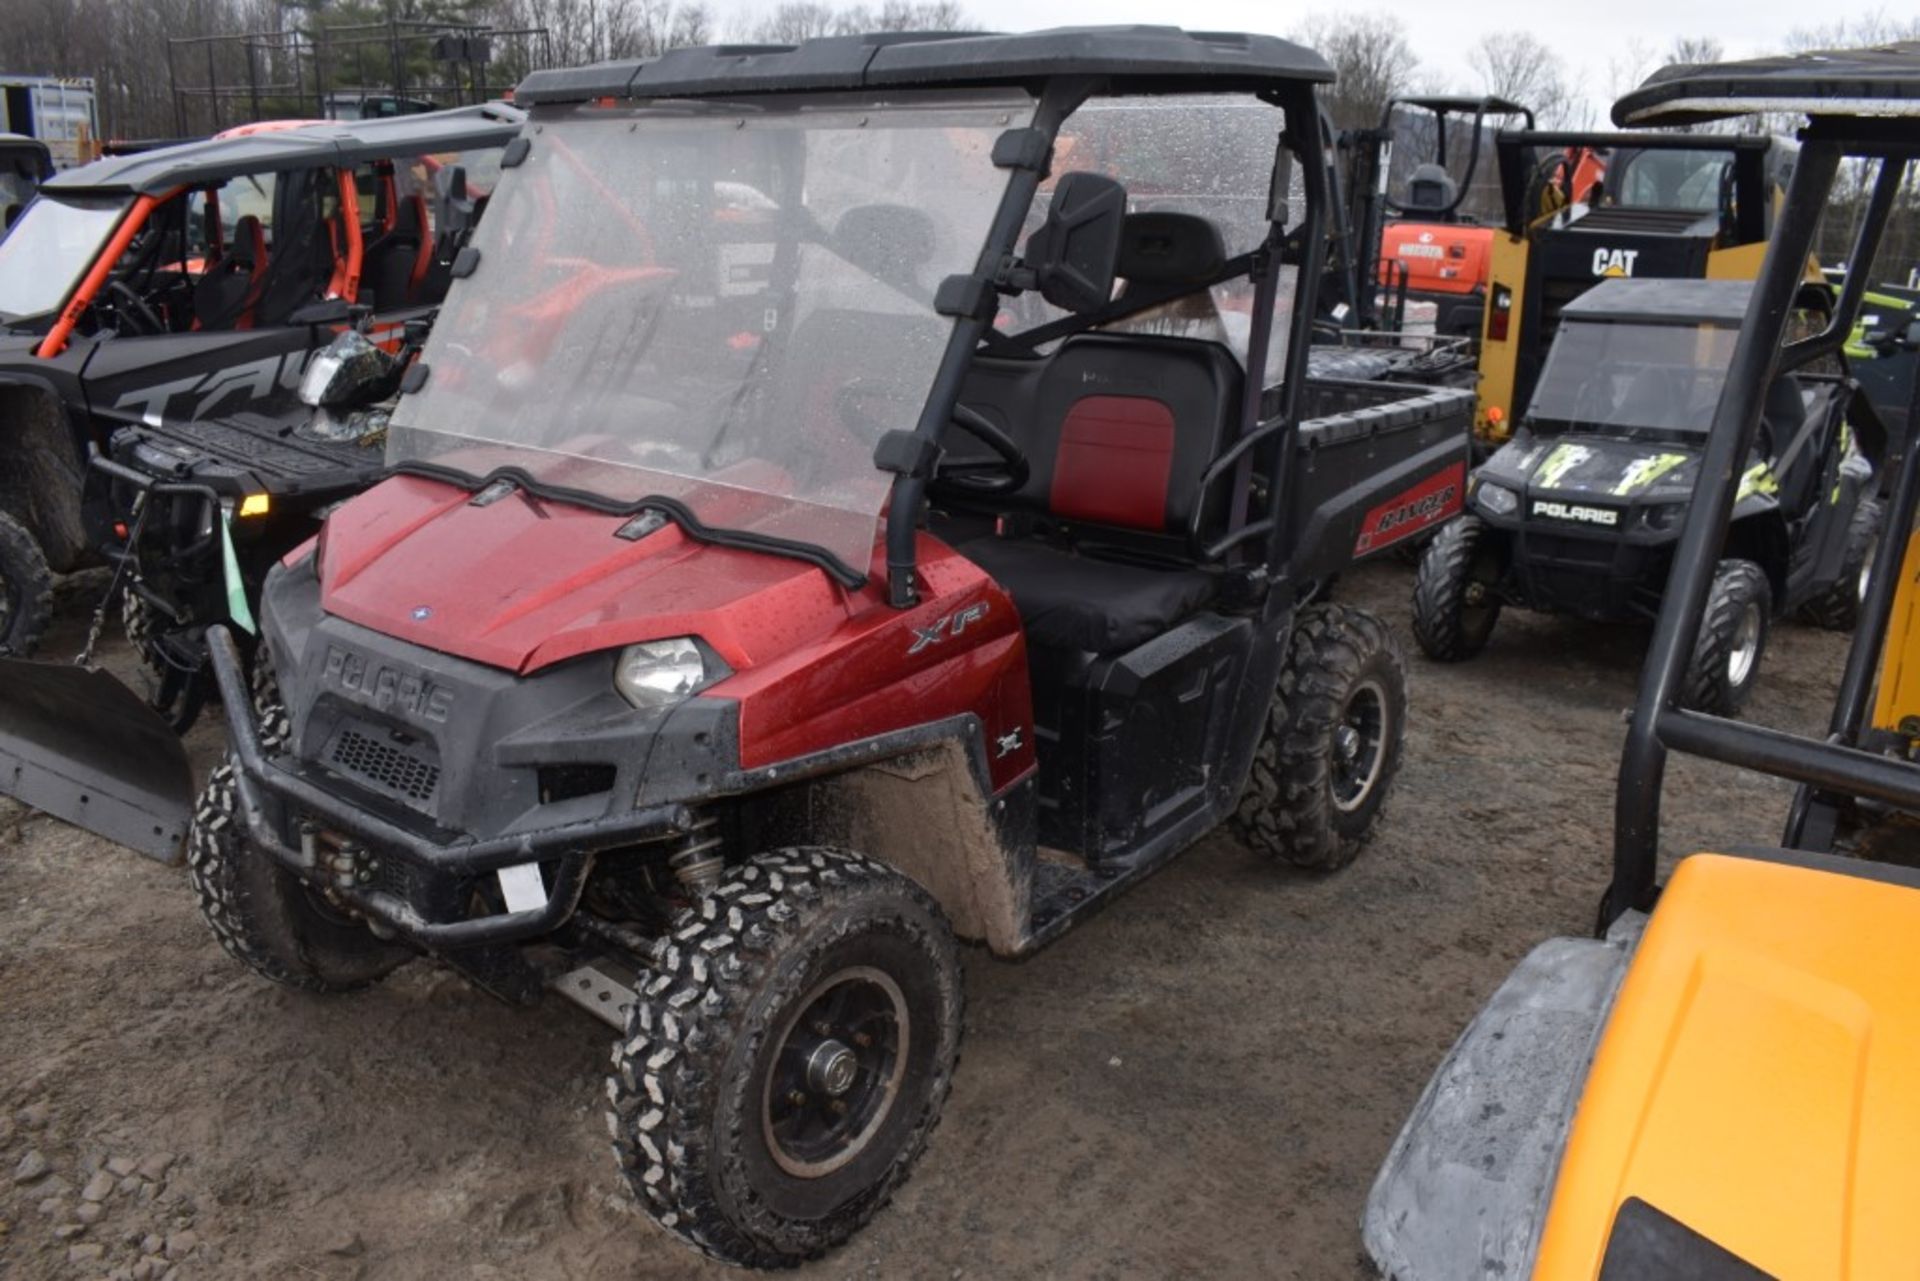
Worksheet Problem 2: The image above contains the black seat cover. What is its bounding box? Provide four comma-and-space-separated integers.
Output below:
969, 332, 1243, 537
963, 537, 1215, 653
954, 331, 1240, 653
362, 195, 426, 311
951, 211, 1242, 654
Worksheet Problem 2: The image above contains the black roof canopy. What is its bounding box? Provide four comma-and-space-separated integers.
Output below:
43, 102, 525, 198
1559, 277, 1755, 326
1614, 41, 1920, 127
516, 26, 1333, 105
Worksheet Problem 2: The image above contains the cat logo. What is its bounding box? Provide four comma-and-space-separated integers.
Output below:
1591, 248, 1640, 278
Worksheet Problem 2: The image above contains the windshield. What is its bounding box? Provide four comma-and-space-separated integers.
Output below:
1528, 319, 1739, 433
0, 192, 128, 321
1609, 149, 1731, 212
389, 91, 1028, 573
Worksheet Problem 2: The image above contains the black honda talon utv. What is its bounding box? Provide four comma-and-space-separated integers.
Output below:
1412, 275, 1880, 715
0, 28, 1472, 1267
101, 315, 435, 733
0, 102, 522, 657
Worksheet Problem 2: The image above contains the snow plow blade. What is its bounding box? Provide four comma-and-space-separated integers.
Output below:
0, 660, 194, 863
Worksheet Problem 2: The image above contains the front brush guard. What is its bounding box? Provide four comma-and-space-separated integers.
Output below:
204, 626, 693, 949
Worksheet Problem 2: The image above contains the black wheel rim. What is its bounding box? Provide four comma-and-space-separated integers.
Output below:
1331, 679, 1389, 814
761, 966, 908, 1179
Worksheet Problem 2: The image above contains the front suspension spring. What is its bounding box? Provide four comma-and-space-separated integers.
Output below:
667, 814, 726, 895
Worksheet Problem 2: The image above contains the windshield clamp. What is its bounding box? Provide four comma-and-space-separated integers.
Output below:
991, 127, 1052, 175
935, 274, 998, 320
874, 430, 942, 480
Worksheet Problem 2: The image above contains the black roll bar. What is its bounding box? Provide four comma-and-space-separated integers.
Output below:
1604, 130, 1920, 929
883, 78, 1093, 607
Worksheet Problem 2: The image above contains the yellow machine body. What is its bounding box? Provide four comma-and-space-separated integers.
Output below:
1533, 852, 1920, 1278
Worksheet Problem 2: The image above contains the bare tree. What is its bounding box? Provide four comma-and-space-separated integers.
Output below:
1664, 36, 1724, 67
1787, 14, 1920, 50
1469, 31, 1586, 128
1291, 12, 1422, 131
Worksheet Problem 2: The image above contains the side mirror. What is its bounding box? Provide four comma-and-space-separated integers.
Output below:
1024, 172, 1125, 314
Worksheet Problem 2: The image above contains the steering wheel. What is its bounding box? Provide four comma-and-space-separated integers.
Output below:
936, 405, 1029, 497
104, 280, 165, 336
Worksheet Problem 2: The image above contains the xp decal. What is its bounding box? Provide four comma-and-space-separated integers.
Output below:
908, 600, 991, 655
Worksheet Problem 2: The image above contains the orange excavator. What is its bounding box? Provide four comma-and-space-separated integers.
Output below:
1345, 96, 1542, 340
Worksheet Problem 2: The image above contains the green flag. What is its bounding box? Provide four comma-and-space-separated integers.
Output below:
220, 510, 256, 635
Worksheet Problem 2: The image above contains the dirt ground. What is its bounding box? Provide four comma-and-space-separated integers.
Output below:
0, 560, 1852, 1281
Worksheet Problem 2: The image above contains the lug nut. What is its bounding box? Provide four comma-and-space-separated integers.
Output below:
788, 1090, 807, 1107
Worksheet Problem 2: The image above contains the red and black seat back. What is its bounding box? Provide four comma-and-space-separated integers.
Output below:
948, 211, 1243, 550
954, 332, 1243, 548
1031, 335, 1242, 537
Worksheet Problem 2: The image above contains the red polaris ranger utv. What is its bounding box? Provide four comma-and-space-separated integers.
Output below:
22, 28, 1471, 1266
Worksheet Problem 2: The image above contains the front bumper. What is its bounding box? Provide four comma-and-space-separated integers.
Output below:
205, 627, 696, 948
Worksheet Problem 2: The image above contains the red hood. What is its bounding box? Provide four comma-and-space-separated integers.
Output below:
319, 474, 863, 674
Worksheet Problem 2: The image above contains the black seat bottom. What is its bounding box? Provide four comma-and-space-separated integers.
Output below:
961, 537, 1215, 654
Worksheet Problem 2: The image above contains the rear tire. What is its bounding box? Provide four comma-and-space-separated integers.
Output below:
608, 848, 963, 1268
0, 508, 53, 657
1411, 516, 1500, 661
1682, 559, 1770, 716
1799, 498, 1881, 632
1232, 603, 1407, 871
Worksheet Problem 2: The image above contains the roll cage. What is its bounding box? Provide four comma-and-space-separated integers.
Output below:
513, 28, 1337, 608
1604, 43, 1920, 924
21, 103, 523, 356
1493, 130, 1777, 239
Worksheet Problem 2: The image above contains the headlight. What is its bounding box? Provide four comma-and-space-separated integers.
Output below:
1477, 482, 1519, 517
1639, 502, 1686, 533
614, 637, 722, 708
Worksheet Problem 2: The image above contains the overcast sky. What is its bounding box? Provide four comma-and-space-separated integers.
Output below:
751, 1, 1846, 123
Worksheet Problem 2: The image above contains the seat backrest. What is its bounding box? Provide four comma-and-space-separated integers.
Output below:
977, 332, 1243, 542
193, 214, 269, 330
1403, 163, 1459, 216
361, 194, 426, 311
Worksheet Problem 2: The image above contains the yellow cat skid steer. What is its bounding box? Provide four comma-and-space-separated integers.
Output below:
1366, 42, 1920, 1280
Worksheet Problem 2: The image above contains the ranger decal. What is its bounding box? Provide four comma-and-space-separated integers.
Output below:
1353, 462, 1465, 555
